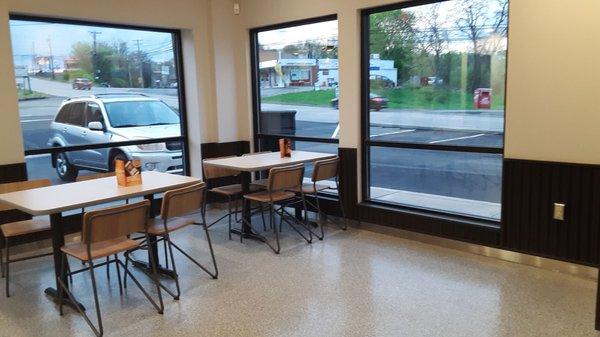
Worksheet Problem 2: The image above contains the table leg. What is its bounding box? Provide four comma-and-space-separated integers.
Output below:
44, 212, 85, 311
229, 171, 264, 242
131, 194, 177, 278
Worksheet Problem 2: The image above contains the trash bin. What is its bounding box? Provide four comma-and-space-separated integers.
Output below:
259, 110, 297, 135
259, 110, 297, 152
473, 88, 492, 109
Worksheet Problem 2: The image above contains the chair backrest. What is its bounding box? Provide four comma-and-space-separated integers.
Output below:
82, 200, 150, 244
76, 172, 115, 182
160, 182, 206, 219
312, 157, 340, 183
202, 156, 240, 179
268, 164, 304, 192
0, 179, 52, 212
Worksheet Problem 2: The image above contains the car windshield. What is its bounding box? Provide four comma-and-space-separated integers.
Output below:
105, 101, 180, 128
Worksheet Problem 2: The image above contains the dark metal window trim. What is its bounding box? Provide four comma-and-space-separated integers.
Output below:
360, 0, 508, 222
249, 14, 339, 152
10, 14, 191, 176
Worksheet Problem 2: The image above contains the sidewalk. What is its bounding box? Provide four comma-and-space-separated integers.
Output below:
262, 103, 504, 133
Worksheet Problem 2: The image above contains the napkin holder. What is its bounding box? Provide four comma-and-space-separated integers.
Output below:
115, 159, 142, 187
279, 138, 291, 158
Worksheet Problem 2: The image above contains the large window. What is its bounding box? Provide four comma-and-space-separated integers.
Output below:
362, 0, 508, 220
10, 16, 188, 184
251, 16, 339, 186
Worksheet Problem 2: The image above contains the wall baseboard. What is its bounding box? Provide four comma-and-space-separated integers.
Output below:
356, 220, 597, 280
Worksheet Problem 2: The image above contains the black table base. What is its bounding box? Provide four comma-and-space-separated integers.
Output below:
45, 287, 86, 311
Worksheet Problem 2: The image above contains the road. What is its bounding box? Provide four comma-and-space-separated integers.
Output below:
19, 79, 502, 216
29, 77, 179, 108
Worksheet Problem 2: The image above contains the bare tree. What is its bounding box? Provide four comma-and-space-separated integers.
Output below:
419, 3, 449, 78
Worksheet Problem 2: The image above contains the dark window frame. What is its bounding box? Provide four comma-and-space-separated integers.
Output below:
249, 14, 340, 152
10, 14, 191, 175
360, 0, 508, 223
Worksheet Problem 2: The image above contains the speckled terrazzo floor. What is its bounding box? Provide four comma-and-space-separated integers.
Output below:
0, 207, 598, 337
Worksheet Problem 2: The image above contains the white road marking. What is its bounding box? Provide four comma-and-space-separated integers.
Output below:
331, 123, 340, 139
372, 129, 416, 137
20, 118, 53, 123
24, 154, 51, 159
429, 133, 486, 144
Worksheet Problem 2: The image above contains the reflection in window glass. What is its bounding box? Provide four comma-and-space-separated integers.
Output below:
10, 18, 185, 183
370, 147, 502, 220
368, 1, 507, 146
366, 1, 508, 219
256, 19, 340, 139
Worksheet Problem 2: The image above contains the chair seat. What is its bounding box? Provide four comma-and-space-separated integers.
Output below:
1, 218, 50, 238
147, 217, 195, 236
289, 183, 330, 194
61, 238, 139, 260
210, 183, 261, 196
244, 190, 296, 203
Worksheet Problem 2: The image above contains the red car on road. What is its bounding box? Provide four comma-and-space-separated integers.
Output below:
72, 78, 92, 90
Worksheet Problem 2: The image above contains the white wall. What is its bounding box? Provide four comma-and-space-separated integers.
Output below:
0, 0, 599, 181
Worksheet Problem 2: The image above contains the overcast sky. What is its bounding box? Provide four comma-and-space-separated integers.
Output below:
257, 0, 507, 52
10, 20, 175, 66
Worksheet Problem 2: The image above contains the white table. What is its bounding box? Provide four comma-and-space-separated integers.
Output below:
0, 171, 200, 309
203, 151, 336, 239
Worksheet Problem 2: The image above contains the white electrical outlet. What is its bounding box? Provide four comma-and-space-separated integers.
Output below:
233, 3, 240, 15
553, 203, 565, 221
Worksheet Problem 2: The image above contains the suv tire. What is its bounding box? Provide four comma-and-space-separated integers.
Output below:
109, 152, 128, 172
55, 152, 78, 181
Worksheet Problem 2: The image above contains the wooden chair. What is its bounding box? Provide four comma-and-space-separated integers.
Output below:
243, 164, 312, 254
202, 158, 262, 239
127, 182, 218, 301
0, 179, 57, 297
57, 200, 163, 337
289, 157, 348, 240
76, 172, 120, 281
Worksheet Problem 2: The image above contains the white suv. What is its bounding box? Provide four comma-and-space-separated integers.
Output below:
47, 93, 183, 181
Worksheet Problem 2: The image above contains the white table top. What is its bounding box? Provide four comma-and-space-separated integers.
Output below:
202, 151, 337, 172
0, 171, 201, 216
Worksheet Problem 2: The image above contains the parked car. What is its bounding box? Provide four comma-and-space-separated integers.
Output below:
369, 75, 396, 88
47, 94, 183, 181
331, 93, 389, 111
72, 78, 92, 90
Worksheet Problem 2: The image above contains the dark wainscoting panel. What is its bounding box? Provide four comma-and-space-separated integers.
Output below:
358, 203, 501, 246
0, 162, 27, 184
502, 159, 600, 266
0, 162, 29, 247
201, 141, 250, 203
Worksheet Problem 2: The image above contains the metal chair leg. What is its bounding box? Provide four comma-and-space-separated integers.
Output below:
114, 254, 123, 295
227, 197, 233, 240
270, 203, 280, 254
163, 239, 169, 269
5, 238, 9, 298
88, 259, 104, 337
314, 193, 325, 240
336, 180, 349, 230
105, 256, 110, 281
165, 235, 181, 300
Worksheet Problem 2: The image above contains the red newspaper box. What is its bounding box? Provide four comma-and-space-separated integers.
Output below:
474, 88, 492, 109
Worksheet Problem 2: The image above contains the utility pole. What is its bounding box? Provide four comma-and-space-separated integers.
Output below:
47, 36, 55, 80
132, 39, 144, 88
89, 31, 102, 82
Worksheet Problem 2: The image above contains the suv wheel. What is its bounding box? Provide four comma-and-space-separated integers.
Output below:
55, 152, 78, 181
109, 152, 128, 171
